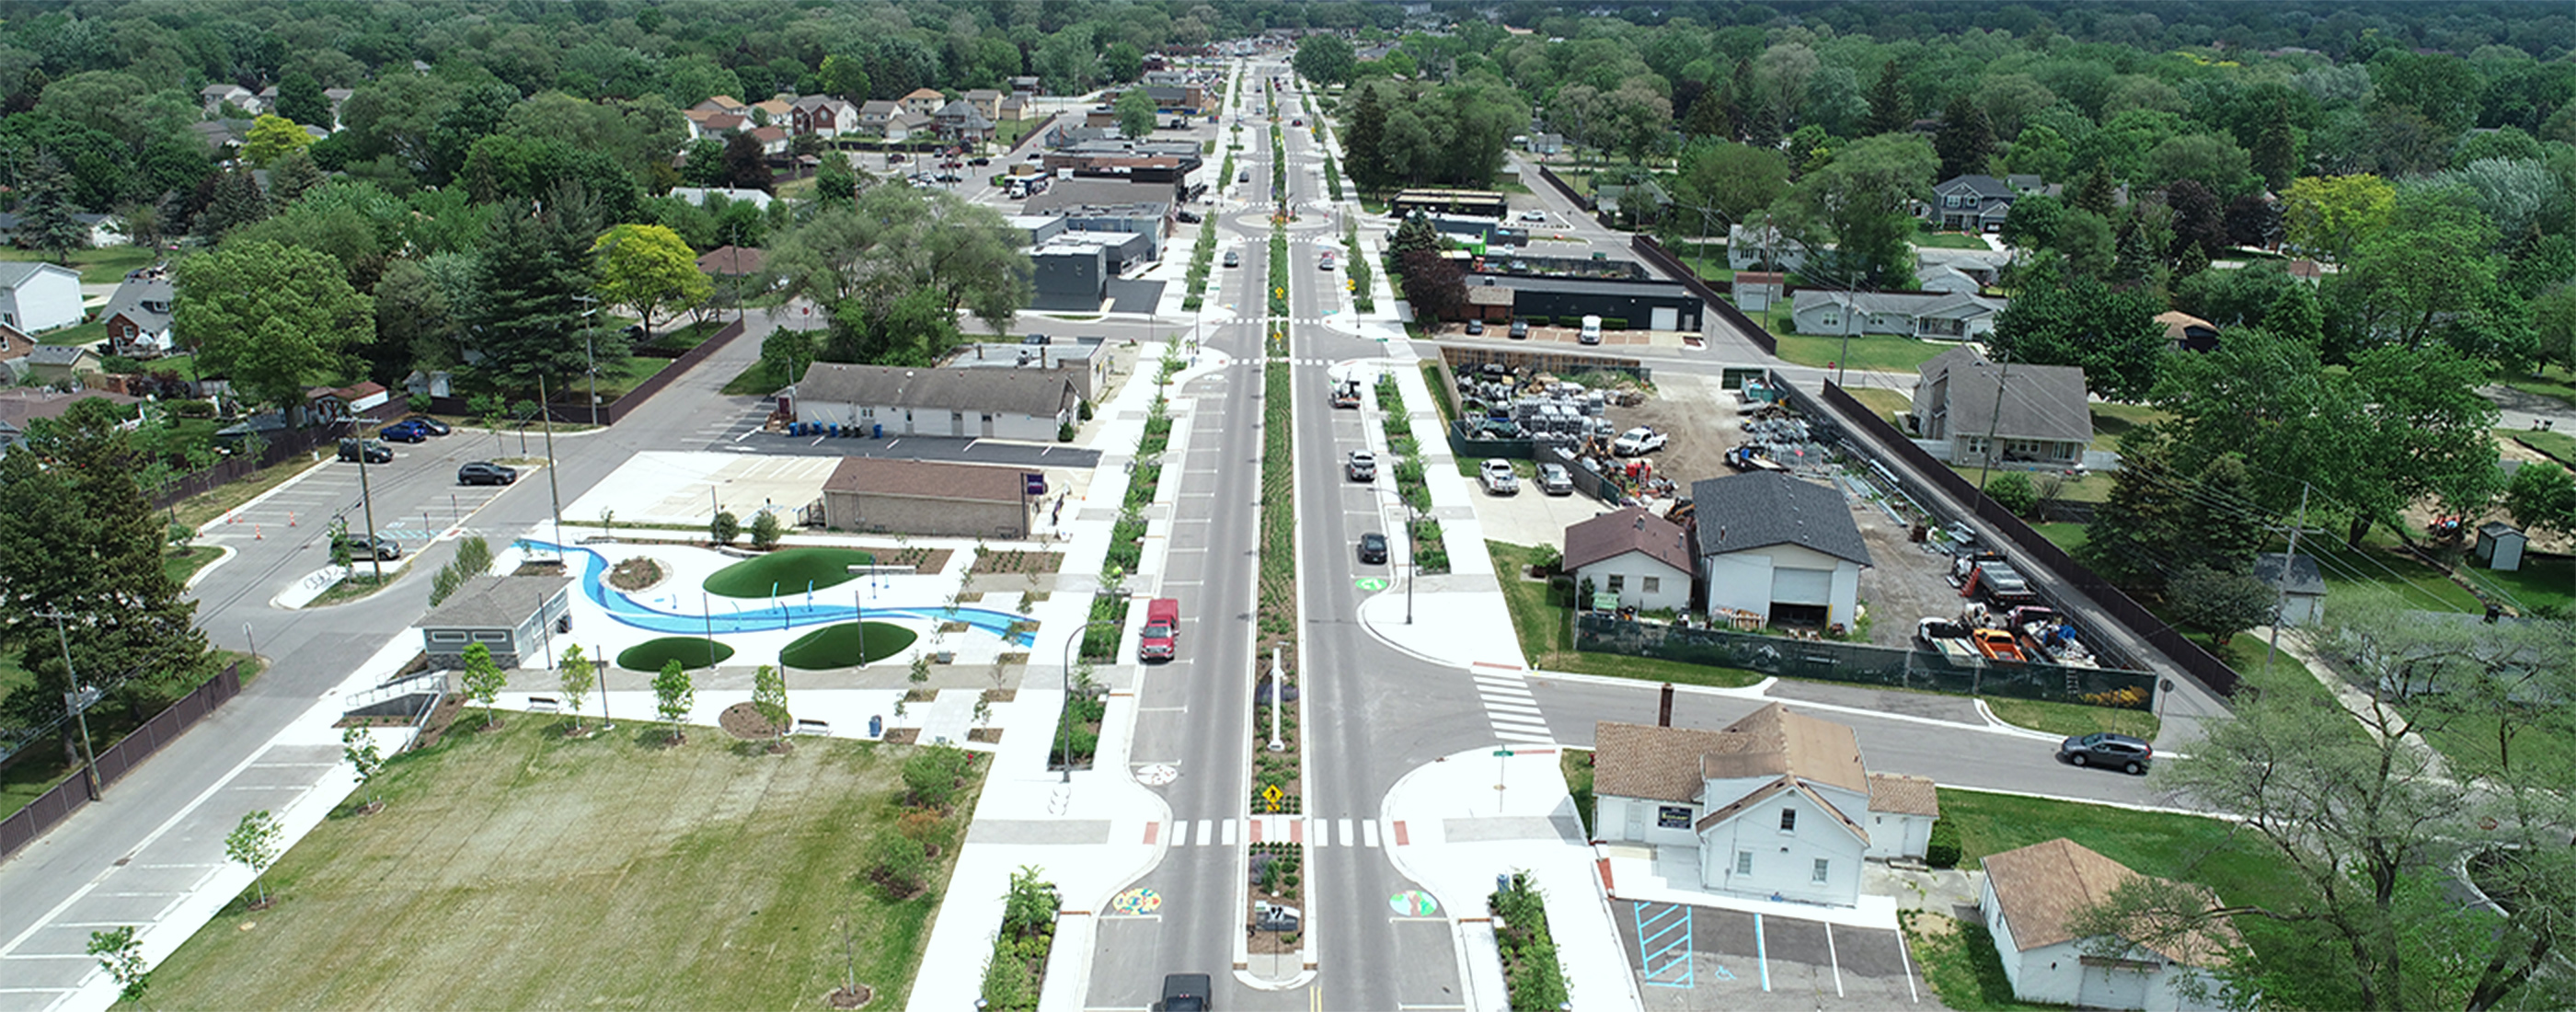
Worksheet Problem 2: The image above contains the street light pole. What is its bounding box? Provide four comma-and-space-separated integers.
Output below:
539, 374, 565, 562
37, 610, 101, 799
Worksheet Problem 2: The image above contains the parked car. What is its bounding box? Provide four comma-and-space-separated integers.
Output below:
968, 156, 991, 166
1160, 973, 1212, 1012
1176, 209, 1202, 224
337, 438, 392, 464
1223, 250, 1240, 268
1612, 427, 1668, 456
1508, 318, 1529, 339
379, 419, 434, 443
1318, 251, 1336, 270
1345, 451, 1375, 482
2060, 732, 2153, 775
1521, 209, 1547, 223
1138, 597, 1180, 662
1579, 314, 1603, 344
1479, 458, 1519, 495
398, 415, 452, 436
1464, 319, 1484, 335
1536, 462, 1573, 495
456, 461, 519, 486
1356, 532, 1388, 564
332, 532, 401, 561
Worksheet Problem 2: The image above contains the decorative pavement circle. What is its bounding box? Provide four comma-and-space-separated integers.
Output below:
1389, 890, 1439, 917
1352, 577, 1388, 592
1112, 887, 1163, 915
1135, 763, 1179, 787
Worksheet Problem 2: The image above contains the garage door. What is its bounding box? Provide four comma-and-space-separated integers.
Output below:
1651, 306, 1680, 331
1772, 568, 1833, 604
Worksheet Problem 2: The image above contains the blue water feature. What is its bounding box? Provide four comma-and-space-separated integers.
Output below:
520, 540, 1035, 647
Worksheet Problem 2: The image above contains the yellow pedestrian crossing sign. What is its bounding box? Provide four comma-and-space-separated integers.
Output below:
1261, 784, 1284, 812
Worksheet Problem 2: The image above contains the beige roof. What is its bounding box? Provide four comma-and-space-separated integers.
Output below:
1982, 838, 2239, 966
903, 87, 944, 100
1593, 721, 1732, 803
796, 362, 1078, 418
752, 98, 792, 116
420, 574, 573, 631
1694, 703, 1870, 796
2155, 310, 2215, 341
1867, 773, 1939, 817
823, 457, 1029, 504
1466, 285, 1515, 306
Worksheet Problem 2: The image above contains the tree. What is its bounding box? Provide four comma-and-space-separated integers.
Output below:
2224, 193, 2283, 250
1397, 248, 1466, 321
652, 659, 694, 744
12, 152, 89, 264
460, 641, 506, 730
751, 509, 784, 550
719, 132, 771, 193
1343, 82, 1387, 190
243, 113, 316, 169
818, 54, 871, 106
2165, 179, 2226, 261
1984, 471, 2036, 516
558, 643, 594, 733
1114, 87, 1156, 142
2504, 461, 2576, 537
710, 510, 742, 546
2165, 565, 2278, 646
1102, 42, 1144, 85
341, 725, 384, 810
173, 240, 374, 411
86, 927, 149, 1006
1933, 94, 1995, 179
1673, 142, 1788, 226
1987, 273, 2168, 400
2072, 163, 2117, 216
752, 662, 790, 748
1863, 60, 1911, 136
1996, 192, 2065, 250
1774, 132, 1938, 288
1388, 213, 1444, 257
2080, 425, 2185, 588
1681, 88, 1734, 143
468, 197, 612, 397
2283, 174, 2395, 263
2338, 187, 2502, 354
591, 224, 709, 348
2252, 96, 2297, 191
225, 809, 282, 908
811, 154, 857, 213
275, 70, 329, 128
2143, 132, 2255, 199
1293, 34, 1356, 87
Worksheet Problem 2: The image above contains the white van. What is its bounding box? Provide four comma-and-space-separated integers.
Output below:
1579, 315, 1603, 344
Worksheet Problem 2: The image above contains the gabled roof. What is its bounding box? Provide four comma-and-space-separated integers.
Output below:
1868, 773, 1940, 816
0, 261, 79, 287
2252, 552, 2325, 596
1915, 345, 2092, 446
859, 99, 901, 117
28, 345, 94, 366
962, 88, 1004, 101
1593, 721, 1733, 803
0, 388, 137, 430
1692, 777, 1869, 845
101, 279, 175, 331
1686, 472, 1873, 567
1936, 174, 2016, 200
902, 87, 945, 100
1694, 702, 1870, 796
1792, 289, 2006, 321
2155, 310, 2217, 341
1564, 506, 1693, 577
1982, 837, 2241, 965
752, 98, 792, 117
823, 457, 1029, 504
792, 95, 853, 111
795, 362, 1077, 418
696, 245, 766, 275
420, 574, 574, 631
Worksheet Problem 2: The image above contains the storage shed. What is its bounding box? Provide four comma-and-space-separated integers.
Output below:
420, 574, 575, 669
821, 457, 1036, 538
2474, 522, 2526, 572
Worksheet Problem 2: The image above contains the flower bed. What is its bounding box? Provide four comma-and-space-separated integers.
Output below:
1489, 871, 1570, 1011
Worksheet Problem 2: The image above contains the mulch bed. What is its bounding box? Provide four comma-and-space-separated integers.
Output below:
607, 557, 666, 592
982, 688, 1018, 703
967, 728, 1004, 743
408, 695, 468, 751
718, 701, 784, 741
827, 983, 874, 1008
880, 729, 920, 745
969, 549, 1065, 575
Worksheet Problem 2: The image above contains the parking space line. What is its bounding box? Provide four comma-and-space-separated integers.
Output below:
1754, 912, 1771, 992
1825, 922, 1844, 997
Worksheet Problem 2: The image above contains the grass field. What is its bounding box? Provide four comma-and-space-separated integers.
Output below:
2291, 537, 2484, 613
1912, 231, 1995, 250
703, 547, 879, 598
0, 244, 160, 284
2457, 553, 2574, 615
617, 636, 734, 672
780, 622, 917, 669
2029, 522, 2089, 555
1488, 542, 1763, 689
2511, 428, 2576, 466
133, 719, 973, 1011
1769, 332, 1950, 374
1938, 787, 2302, 912
2088, 402, 2170, 451
1983, 696, 2157, 740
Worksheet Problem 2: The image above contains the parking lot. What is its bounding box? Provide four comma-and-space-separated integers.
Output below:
1616, 900, 1921, 1011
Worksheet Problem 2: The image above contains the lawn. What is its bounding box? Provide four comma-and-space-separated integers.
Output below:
0, 244, 161, 284
2455, 553, 2574, 615
2288, 536, 2484, 613
1983, 696, 2157, 740
616, 636, 734, 672
1937, 787, 2304, 914
133, 719, 974, 1011
2028, 521, 2090, 556
1912, 231, 1995, 250
1900, 910, 2058, 1012
703, 547, 880, 599
1769, 332, 1950, 374
2496, 363, 2576, 412
3, 652, 262, 820
2088, 402, 2170, 452
1844, 386, 1911, 425
1488, 541, 1763, 689
171, 455, 324, 529
163, 545, 224, 587
1943, 462, 2115, 503
38, 316, 106, 347
780, 621, 918, 669
2509, 428, 2576, 466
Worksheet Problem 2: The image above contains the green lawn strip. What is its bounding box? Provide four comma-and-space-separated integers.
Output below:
2088, 402, 2172, 452
1487, 541, 1762, 689
1911, 231, 1995, 250
1844, 386, 1911, 425
1938, 787, 2305, 914
1559, 749, 1595, 838
703, 547, 879, 598
779, 622, 917, 669
1941, 461, 2115, 503
2415, 708, 2576, 781
2454, 553, 2573, 615
2510, 428, 2576, 466
1899, 909, 2061, 1012
0, 244, 160, 284
1419, 362, 1457, 426
1769, 333, 1949, 374
305, 569, 407, 608
616, 637, 734, 672
2028, 522, 2089, 555
134, 719, 975, 1011
1982, 697, 2159, 740
163, 545, 224, 586
2290, 537, 2484, 613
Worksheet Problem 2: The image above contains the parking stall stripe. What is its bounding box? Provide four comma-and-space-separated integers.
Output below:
1825, 922, 1845, 997
1754, 912, 1771, 992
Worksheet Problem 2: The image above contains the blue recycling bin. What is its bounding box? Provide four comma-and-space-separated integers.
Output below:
788, 422, 801, 436
872, 423, 883, 439
868, 715, 883, 738
829, 422, 842, 438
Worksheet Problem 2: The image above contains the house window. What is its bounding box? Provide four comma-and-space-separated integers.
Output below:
428, 631, 468, 643
1657, 805, 1692, 829
1641, 576, 1661, 594
1812, 857, 1831, 883
1605, 575, 1625, 594
1735, 850, 1754, 876
858, 408, 876, 419
1778, 809, 1797, 833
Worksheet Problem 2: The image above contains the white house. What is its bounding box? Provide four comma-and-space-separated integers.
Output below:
1982, 838, 2238, 1011
1687, 472, 1872, 631
1789, 289, 2006, 340
666, 186, 776, 211
1591, 706, 1940, 907
200, 83, 261, 116
788, 362, 1080, 441
1562, 506, 1694, 614
0, 262, 86, 334
1911, 345, 2092, 468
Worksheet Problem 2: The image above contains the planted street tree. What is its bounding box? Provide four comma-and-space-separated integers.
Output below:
558, 643, 594, 734
751, 509, 783, 550
653, 659, 694, 744
225, 809, 283, 908
710, 510, 741, 546
172, 240, 377, 411
86, 926, 149, 1006
341, 725, 385, 811
459, 641, 506, 730
752, 662, 791, 748
592, 223, 711, 347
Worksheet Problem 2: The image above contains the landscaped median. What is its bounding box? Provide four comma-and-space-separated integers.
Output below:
1374, 374, 1445, 573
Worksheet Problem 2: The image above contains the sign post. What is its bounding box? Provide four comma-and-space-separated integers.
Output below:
1494, 745, 1514, 814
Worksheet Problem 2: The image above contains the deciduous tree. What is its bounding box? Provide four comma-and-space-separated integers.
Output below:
460, 641, 506, 730
1114, 86, 1156, 142
243, 113, 316, 168
86, 927, 148, 1006
752, 662, 790, 747
341, 725, 384, 809
1293, 34, 1356, 86
558, 643, 594, 733
591, 223, 710, 347
173, 240, 374, 411
225, 809, 283, 907
1772, 132, 1937, 288
652, 659, 694, 743
2283, 173, 2395, 263
1987, 271, 2168, 400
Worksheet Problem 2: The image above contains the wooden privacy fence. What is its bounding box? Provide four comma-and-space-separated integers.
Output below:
1804, 380, 2243, 698
0, 662, 244, 862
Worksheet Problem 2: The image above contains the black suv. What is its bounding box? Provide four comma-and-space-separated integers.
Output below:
457, 461, 519, 486
1159, 973, 1211, 1012
2060, 732, 2153, 775
337, 438, 392, 464
1357, 532, 1388, 564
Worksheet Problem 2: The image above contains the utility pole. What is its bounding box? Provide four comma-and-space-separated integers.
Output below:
36, 610, 102, 799
355, 423, 385, 582
540, 374, 565, 562
2262, 482, 2311, 682
1974, 345, 2012, 497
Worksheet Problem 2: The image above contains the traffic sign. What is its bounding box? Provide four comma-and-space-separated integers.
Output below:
1260, 783, 1284, 811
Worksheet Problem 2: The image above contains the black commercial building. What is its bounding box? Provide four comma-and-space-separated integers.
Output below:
1464, 274, 1701, 331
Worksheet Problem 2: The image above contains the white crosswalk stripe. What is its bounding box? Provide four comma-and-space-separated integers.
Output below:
1195, 819, 1213, 846
1222, 819, 1237, 845
1470, 669, 1556, 745
1339, 819, 1355, 847
1309, 818, 1328, 846
1363, 820, 1381, 847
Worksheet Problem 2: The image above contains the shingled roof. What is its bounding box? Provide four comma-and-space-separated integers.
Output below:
1563, 506, 1692, 576
1686, 472, 1873, 567
1915, 345, 2092, 446
1983, 837, 2240, 966
794, 362, 1078, 418
1594, 703, 1872, 805
822, 457, 1029, 504
420, 574, 573, 631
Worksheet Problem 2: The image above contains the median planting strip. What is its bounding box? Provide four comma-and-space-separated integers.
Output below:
1374, 374, 1447, 573
1248, 91, 1309, 960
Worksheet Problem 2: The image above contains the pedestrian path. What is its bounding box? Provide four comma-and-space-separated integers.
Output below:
1146, 817, 1386, 847
1470, 665, 1557, 744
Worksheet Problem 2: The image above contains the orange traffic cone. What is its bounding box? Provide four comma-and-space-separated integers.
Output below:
254, 524, 263, 540
288, 512, 296, 527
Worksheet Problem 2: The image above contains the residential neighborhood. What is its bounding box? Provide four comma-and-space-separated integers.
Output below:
0, 4, 2571, 1012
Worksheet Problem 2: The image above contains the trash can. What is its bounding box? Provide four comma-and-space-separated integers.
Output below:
872, 423, 883, 439
868, 715, 883, 738
828, 422, 841, 438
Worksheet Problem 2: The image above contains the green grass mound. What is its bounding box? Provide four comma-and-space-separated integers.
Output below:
702, 547, 878, 599
779, 622, 917, 669
617, 637, 734, 672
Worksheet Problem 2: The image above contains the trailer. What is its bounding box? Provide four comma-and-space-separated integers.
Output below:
1915, 617, 1984, 666
1960, 559, 2041, 607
